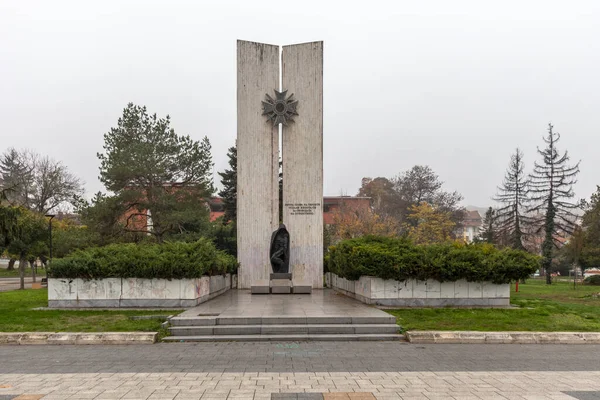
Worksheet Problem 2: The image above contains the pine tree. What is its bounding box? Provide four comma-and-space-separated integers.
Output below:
477, 207, 497, 244
493, 149, 531, 251
578, 186, 600, 272
0, 148, 33, 208
218, 144, 237, 223
528, 124, 580, 284
98, 103, 214, 243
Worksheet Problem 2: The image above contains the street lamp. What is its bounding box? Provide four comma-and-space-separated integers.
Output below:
44, 214, 55, 282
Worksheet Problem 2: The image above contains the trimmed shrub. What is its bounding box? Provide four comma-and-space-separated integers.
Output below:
584, 275, 600, 285
49, 238, 238, 280
326, 236, 539, 284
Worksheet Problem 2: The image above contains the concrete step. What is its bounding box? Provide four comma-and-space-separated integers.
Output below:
163, 333, 404, 342
169, 324, 400, 336
170, 315, 396, 326
169, 317, 216, 326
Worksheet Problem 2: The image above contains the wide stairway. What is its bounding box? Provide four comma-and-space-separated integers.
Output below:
163, 289, 402, 342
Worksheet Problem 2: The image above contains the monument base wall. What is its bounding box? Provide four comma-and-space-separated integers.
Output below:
326, 273, 509, 307
48, 274, 234, 308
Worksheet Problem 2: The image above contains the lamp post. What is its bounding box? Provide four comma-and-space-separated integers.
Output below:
44, 214, 55, 281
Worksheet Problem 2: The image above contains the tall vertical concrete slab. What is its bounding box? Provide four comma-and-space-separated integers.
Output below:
282, 41, 324, 288
237, 40, 280, 289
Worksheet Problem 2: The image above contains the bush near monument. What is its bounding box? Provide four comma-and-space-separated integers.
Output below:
327, 236, 539, 284
584, 275, 600, 285
49, 238, 237, 280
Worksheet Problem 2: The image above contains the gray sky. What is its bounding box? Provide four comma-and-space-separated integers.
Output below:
1, 0, 598, 208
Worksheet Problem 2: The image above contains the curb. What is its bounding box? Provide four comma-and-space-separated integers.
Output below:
0, 332, 157, 345
406, 331, 600, 344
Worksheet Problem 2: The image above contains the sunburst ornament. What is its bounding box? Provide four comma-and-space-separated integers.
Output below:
262, 89, 298, 126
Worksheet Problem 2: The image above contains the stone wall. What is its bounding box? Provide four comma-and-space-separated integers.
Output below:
48, 274, 233, 308
326, 273, 509, 307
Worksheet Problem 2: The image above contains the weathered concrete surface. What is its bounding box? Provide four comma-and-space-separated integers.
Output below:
282, 41, 324, 289
237, 40, 280, 289
327, 273, 510, 307
0, 332, 157, 345
48, 275, 232, 308
407, 331, 600, 344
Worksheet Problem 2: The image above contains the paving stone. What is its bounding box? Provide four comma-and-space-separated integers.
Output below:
2, 343, 600, 399
297, 394, 324, 400
563, 393, 600, 400
13, 396, 44, 400
271, 394, 299, 399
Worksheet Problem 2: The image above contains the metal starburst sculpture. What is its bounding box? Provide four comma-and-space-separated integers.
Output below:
262, 89, 298, 126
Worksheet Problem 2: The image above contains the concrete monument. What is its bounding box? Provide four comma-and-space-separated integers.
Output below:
237, 40, 323, 289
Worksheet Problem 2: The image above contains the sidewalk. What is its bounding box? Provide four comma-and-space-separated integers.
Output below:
1, 342, 600, 399
0, 277, 35, 292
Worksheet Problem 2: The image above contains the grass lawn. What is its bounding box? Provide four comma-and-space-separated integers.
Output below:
0, 289, 182, 333
0, 267, 34, 278
388, 279, 600, 332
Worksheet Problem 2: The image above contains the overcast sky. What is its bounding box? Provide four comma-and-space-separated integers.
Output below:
1, 0, 598, 208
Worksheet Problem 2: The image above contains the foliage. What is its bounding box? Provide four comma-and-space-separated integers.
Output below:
405, 202, 455, 245
476, 207, 497, 244
77, 192, 146, 245
579, 186, 600, 271
584, 275, 600, 285
358, 166, 465, 234
217, 144, 237, 224
327, 235, 539, 284
358, 177, 402, 219
580, 247, 600, 271
97, 103, 214, 243
581, 186, 600, 244
3, 208, 48, 288
494, 148, 532, 250
210, 218, 237, 257
0, 205, 20, 252
393, 165, 465, 228
0, 289, 178, 332
528, 124, 580, 283
328, 199, 398, 242
0, 148, 83, 214
49, 238, 238, 280
52, 220, 100, 258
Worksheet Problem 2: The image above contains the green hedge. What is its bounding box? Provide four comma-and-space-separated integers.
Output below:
584, 275, 600, 285
326, 236, 539, 284
49, 238, 238, 280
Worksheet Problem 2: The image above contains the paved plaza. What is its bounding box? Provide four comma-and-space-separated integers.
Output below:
1, 342, 600, 399
177, 289, 392, 319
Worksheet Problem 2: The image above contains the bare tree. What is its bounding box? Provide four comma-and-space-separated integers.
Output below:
0, 148, 83, 214
528, 124, 580, 284
393, 165, 465, 228
494, 149, 532, 251
31, 155, 83, 214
